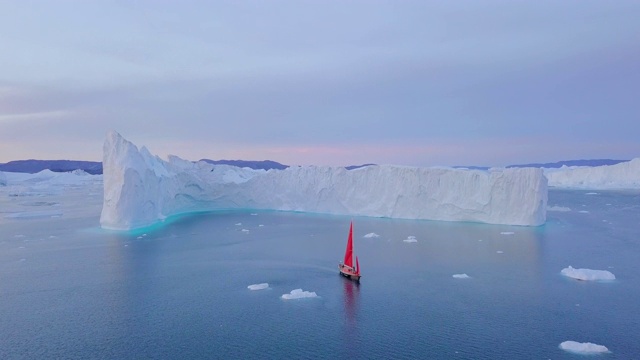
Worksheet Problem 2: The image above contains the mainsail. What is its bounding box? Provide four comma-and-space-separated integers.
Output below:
343, 222, 354, 268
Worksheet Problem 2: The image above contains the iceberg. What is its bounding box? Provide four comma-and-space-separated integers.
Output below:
561, 266, 615, 281
452, 274, 470, 279
100, 131, 548, 230
281, 288, 318, 300
559, 341, 609, 354
545, 158, 640, 189
248, 283, 269, 291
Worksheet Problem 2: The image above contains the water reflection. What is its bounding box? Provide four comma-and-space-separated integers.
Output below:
343, 279, 360, 326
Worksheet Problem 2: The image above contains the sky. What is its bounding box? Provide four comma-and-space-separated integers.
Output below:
1, 0, 639, 167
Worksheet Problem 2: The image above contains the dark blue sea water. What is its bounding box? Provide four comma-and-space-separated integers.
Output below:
1, 185, 639, 359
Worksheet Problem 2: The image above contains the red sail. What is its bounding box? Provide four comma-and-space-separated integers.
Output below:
355, 256, 360, 274
343, 222, 354, 268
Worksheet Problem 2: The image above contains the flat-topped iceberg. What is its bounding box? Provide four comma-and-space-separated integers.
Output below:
561, 266, 616, 281
545, 158, 640, 189
281, 289, 318, 300
248, 283, 269, 291
100, 131, 548, 230
559, 340, 609, 354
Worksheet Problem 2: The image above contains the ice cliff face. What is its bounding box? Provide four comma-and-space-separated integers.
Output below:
545, 158, 640, 189
100, 131, 548, 230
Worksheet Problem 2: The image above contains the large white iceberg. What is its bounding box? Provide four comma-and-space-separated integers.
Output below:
100, 131, 548, 230
545, 158, 640, 189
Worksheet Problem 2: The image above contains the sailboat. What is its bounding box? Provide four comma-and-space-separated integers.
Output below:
339, 221, 361, 282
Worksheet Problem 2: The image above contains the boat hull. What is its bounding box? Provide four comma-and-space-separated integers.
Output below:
339, 265, 361, 282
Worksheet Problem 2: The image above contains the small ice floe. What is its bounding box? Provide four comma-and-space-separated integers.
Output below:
142, 234, 147, 237
585, 192, 599, 195
248, 283, 269, 291
500, 231, 515, 235
363, 232, 380, 238
14, 235, 26, 238
137, 236, 143, 239
281, 288, 318, 300
241, 229, 250, 233
250, 213, 258, 216
478, 239, 483, 242
235, 222, 242, 226
578, 210, 590, 213
48, 235, 58, 239
561, 266, 615, 281
258, 224, 264, 227
559, 341, 609, 355
606, 203, 612, 206
547, 206, 571, 212
496, 251, 504, 254
452, 274, 470, 279
403, 236, 417, 243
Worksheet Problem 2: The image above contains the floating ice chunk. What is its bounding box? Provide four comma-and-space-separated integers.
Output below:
14, 235, 26, 238
250, 213, 258, 216
403, 236, 417, 243
578, 210, 590, 213
259, 224, 264, 227
281, 288, 318, 300
241, 229, 250, 233
547, 206, 571, 212
559, 341, 609, 354
452, 274, 470, 279
500, 231, 515, 235
248, 283, 269, 290
561, 266, 615, 281
363, 232, 380, 238
497, 251, 504, 254
585, 192, 599, 195
235, 223, 242, 226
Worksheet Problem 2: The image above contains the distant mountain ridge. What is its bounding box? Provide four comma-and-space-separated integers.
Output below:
0, 158, 631, 174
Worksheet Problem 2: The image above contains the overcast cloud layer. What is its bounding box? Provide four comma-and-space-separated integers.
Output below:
1, 1, 638, 166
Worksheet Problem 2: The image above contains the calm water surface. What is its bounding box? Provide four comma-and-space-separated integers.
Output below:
1, 184, 639, 359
